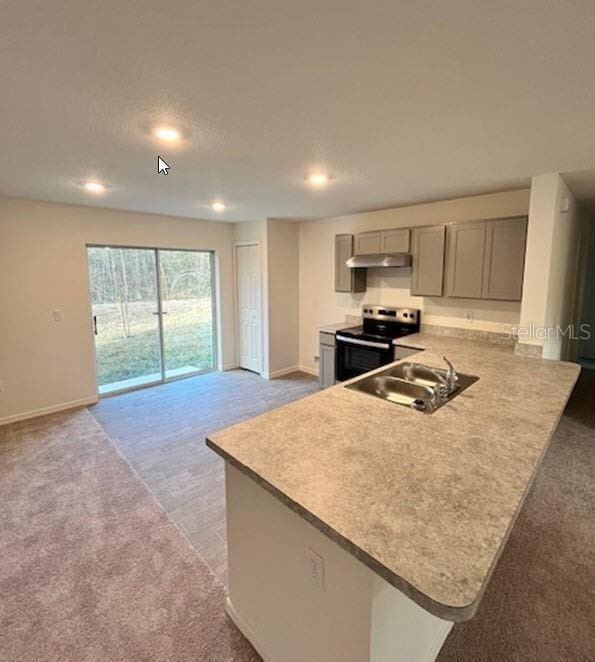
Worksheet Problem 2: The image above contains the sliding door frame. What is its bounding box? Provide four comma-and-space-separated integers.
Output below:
86, 243, 218, 397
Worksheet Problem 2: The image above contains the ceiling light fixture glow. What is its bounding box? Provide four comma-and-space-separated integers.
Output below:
307, 173, 330, 187
84, 181, 106, 193
211, 201, 226, 212
153, 126, 182, 142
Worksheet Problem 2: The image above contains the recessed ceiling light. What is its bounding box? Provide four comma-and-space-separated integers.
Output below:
211, 201, 226, 212
307, 173, 330, 187
153, 126, 182, 142
84, 181, 106, 193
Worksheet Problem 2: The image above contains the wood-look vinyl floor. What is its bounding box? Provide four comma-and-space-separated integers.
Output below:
90, 369, 319, 585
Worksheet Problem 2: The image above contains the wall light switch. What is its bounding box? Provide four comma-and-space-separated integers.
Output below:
53, 309, 64, 322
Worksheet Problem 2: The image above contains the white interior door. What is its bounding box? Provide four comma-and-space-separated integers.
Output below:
236, 244, 262, 373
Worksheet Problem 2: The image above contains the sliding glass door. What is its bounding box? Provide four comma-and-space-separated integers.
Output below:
159, 250, 216, 380
87, 246, 216, 395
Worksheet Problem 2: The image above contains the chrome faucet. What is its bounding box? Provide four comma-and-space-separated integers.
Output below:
421, 357, 458, 401
442, 356, 458, 393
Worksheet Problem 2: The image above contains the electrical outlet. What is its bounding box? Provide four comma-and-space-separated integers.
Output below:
465, 311, 474, 324
0, 380, 4, 392
314, 355, 320, 363
305, 546, 325, 590
53, 309, 64, 322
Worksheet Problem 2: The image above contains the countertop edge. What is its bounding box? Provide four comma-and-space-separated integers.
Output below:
206, 435, 479, 623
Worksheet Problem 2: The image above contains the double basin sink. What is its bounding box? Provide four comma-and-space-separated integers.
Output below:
346, 361, 479, 413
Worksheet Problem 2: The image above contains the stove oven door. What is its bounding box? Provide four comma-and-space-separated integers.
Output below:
335, 335, 394, 382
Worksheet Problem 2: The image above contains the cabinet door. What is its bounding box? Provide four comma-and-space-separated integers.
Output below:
446, 221, 486, 298
319, 343, 336, 388
411, 226, 445, 296
482, 217, 527, 300
381, 228, 410, 253
354, 231, 381, 255
335, 234, 366, 293
335, 234, 354, 292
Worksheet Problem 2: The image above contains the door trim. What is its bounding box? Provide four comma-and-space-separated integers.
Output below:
233, 241, 263, 375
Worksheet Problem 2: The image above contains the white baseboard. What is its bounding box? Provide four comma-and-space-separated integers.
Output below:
222, 362, 239, 371
225, 596, 271, 662
298, 364, 318, 377
265, 365, 302, 379
0, 396, 99, 427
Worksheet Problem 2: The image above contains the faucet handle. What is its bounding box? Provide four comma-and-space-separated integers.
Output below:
442, 356, 458, 390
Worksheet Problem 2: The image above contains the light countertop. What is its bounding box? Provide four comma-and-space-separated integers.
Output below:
206, 333, 580, 622
318, 320, 358, 334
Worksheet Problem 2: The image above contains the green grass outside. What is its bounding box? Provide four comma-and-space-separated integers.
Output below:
94, 299, 214, 386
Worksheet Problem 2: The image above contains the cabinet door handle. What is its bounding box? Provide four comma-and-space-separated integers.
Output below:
93, 315, 98, 336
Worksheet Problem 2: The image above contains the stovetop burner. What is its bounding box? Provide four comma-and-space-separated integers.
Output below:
338, 325, 405, 343
338, 304, 420, 342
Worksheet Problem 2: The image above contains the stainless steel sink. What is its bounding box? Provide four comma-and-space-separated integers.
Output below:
351, 375, 438, 411
386, 363, 450, 389
346, 361, 479, 413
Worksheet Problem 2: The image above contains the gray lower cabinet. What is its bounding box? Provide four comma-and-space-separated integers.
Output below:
482, 217, 527, 300
446, 217, 527, 300
411, 225, 446, 296
319, 332, 336, 388
335, 234, 366, 293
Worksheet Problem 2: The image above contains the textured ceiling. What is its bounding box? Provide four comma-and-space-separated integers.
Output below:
1, 1, 595, 222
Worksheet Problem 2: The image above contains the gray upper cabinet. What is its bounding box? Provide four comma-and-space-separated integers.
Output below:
354, 228, 410, 255
381, 228, 410, 253
411, 225, 446, 296
446, 221, 487, 299
354, 231, 382, 255
335, 234, 366, 293
482, 217, 527, 300
446, 217, 527, 301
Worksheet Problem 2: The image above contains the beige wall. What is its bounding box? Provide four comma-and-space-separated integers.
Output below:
0, 196, 235, 423
298, 189, 530, 371
519, 174, 583, 360
267, 219, 300, 375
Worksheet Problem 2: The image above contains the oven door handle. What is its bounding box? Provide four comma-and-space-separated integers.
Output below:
336, 335, 392, 349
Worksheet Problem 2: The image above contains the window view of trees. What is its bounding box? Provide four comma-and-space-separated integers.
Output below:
88, 247, 215, 391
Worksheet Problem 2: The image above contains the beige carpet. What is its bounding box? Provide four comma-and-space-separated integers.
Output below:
438, 369, 595, 662
0, 408, 259, 661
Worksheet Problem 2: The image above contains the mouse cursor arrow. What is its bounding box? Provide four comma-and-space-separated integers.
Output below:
157, 156, 170, 175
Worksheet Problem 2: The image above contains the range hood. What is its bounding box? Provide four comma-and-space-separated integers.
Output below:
346, 253, 412, 269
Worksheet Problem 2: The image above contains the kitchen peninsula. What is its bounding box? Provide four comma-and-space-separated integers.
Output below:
206, 333, 579, 662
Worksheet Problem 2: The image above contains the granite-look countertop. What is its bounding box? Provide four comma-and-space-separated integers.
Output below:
206, 333, 580, 622
318, 320, 359, 334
